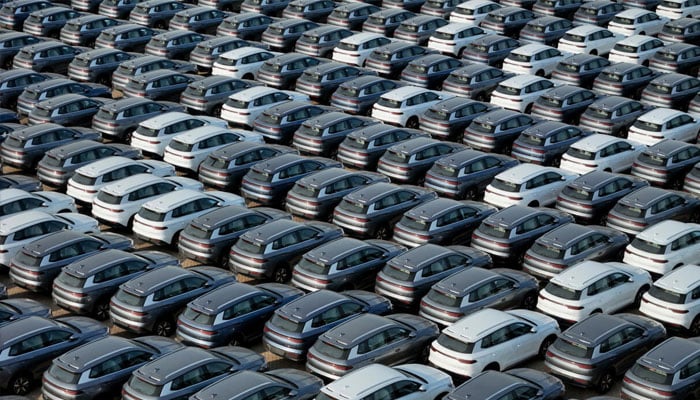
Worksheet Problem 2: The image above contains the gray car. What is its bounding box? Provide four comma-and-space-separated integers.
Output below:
306, 313, 439, 380
327, 2, 380, 30
632, 140, 700, 189
169, 6, 228, 33
216, 13, 274, 40
111, 55, 196, 92
91, 97, 184, 141
0, 316, 108, 396
52, 249, 179, 320
176, 282, 303, 348
579, 96, 650, 137
41, 336, 184, 400
441, 63, 515, 101
37, 140, 140, 187
393, 198, 497, 247
593, 63, 661, 100
337, 124, 427, 170
291, 237, 406, 292
28, 94, 112, 127
295, 25, 353, 58
191, 369, 323, 400
545, 313, 667, 393
180, 76, 260, 115
286, 168, 389, 221
109, 265, 237, 336
551, 54, 611, 90
622, 337, 700, 400
0, 298, 50, 326
463, 109, 538, 154
0, 175, 41, 192
531, 86, 599, 125
295, 62, 375, 103
0, 69, 59, 110
230, 219, 344, 283
394, 15, 448, 46
121, 346, 266, 400
23, 6, 82, 38
642, 73, 700, 112
12, 41, 86, 75
362, 9, 416, 37
129, 0, 189, 28
256, 53, 326, 91
68, 48, 137, 85
16, 78, 112, 117
122, 69, 199, 101
263, 290, 393, 361
446, 369, 565, 400
59, 14, 122, 47
375, 243, 492, 307
330, 76, 400, 116
179, 205, 291, 267
511, 122, 592, 167
0, 32, 43, 69
462, 34, 520, 68
189, 37, 257, 72
419, 267, 539, 326
333, 182, 438, 239
261, 19, 320, 52
293, 112, 379, 157
419, 97, 495, 141
523, 223, 630, 281
95, 24, 163, 52
377, 137, 467, 184
145, 30, 208, 60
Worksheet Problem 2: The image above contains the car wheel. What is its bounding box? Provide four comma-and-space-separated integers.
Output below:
484, 362, 499, 371
230, 334, 245, 346
521, 291, 537, 310
596, 370, 615, 394
633, 286, 649, 307
243, 73, 254, 80
10, 373, 32, 395
220, 254, 230, 269
475, 93, 487, 102
419, 345, 430, 363
94, 298, 111, 321
171, 231, 182, 248
551, 157, 560, 167
690, 316, 700, 336
124, 129, 134, 144
538, 335, 556, 359
273, 265, 291, 283
154, 317, 175, 337
535, 69, 544, 77
406, 116, 419, 129
375, 225, 390, 240
528, 200, 539, 207
590, 49, 598, 56
463, 187, 478, 200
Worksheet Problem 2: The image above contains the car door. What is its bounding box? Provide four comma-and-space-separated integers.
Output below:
507, 321, 540, 363
604, 325, 648, 372
36, 328, 75, 370
243, 292, 278, 337
376, 325, 414, 365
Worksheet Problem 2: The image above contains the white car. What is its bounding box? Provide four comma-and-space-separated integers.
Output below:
91, 174, 203, 228
0, 210, 98, 268
608, 35, 666, 65
220, 86, 309, 127
490, 75, 556, 113
0, 188, 76, 218
560, 134, 645, 174
332, 32, 393, 67
657, 0, 700, 19
428, 23, 491, 57
484, 164, 578, 208
502, 44, 567, 77
558, 25, 624, 57
449, 0, 502, 25
623, 220, 700, 276
371, 87, 452, 128
130, 112, 228, 157
639, 264, 700, 334
536, 261, 652, 324
132, 189, 244, 246
428, 308, 560, 379
66, 157, 175, 204
163, 126, 263, 173
317, 364, 454, 400
628, 109, 700, 146
211, 47, 279, 80
608, 9, 668, 37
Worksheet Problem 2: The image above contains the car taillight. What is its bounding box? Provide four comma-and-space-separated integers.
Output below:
53, 283, 86, 297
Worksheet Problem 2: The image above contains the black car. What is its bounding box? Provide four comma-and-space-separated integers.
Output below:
216, 13, 274, 41
556, 171, 650, 224
292, 112, 378, 157
511, 121, 591, 166
0, 175, 41, 192
145, 30, 208, 60
479, 6, 535, 39
189, 37, 258, 72
419, 97, 495, 141
331, 76, 402, 116
641, 73, 700, 111
632, 140, 700, 188
442, 64, 515, 101
0, 32, 43, 69
531, 85, 599, 124
261, 19, 320, 52
0, 69, 57, 109
128, 0, 189, 28
462, 34, 520, 67
122, 69, 199, 101
593, 62, 661, 99
649, 43, 700, 76
256, 53, 326, 90
364, 41, 436, 79
60, 15, 121, 46
519, 16, 574, 46
95, 24, 163, 52
658, 17, 700, 46
0, 0, 51, 31
463, 109, 537, 154
168, 6, 228, 34
91, 97, 184, 141
295, 62, 375, 104
362, 8, 416, 37
400, 54, 465, 90
253, 101, 336, 144
551, 54, 611, 89
327, 2, 380, 30
294, 25, 353, 59
12, 42, 86, 75
68, 48, 136, 85
573, 0, 625, 26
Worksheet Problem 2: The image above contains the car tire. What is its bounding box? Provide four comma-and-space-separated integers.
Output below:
230, 334, 245, 346
528, 200, 539, 207
484, 362, 499, 371
154, 317, 175, 337
590, 49, 597, 56
538, 335, 556, 359
633, 286, 649, 307
419, 345, 429, 363
171, 231, 182, 248
9, 372, 32, 396
375, 225, 390, 240
596, 369, 615, 394
94, 298, 111, 321
691, 316, 700, 336
406, 117, 419, 129
273, 264, 291, 283
463, 187, 478, 200
521, 291, 537, 310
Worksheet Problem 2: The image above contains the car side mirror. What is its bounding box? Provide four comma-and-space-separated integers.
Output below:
69, 334, 79, 341
530, 327, 538, 334
41, 202, 49, 207
409, 331, 417, 338
627, 277, 634, 283
315, 232, 324, 239
418, 385, 427, 392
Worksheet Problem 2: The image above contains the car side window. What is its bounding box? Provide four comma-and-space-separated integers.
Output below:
9, 334, 45, 356
311, 306, 344, 328
272, 232, 299, 250
587, 276, 612, 296
481, 326, 509, 348
516, 217, 539, 234
681, 357, 700, 379
49, 243, 82, 262
437, 209, 462, 227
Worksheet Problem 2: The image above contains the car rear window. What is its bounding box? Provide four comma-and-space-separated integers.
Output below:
432, 31, 454, 40
335, 85, 359, 97
138, 208, 166, 222
115, 289, 146, 307
183, 224, 212, 239
296, 257, 330, 275
291, 183, 320, 198
637, 153, 668, 167
561, 186, 593, 201
246, 169, 273, 183
14, 250, 42, 267
566, 147, 596, 160
553, 337, 592, 358
48, 364, 81, 384
478, 223, 510, 239
631, 237, 666, 255
3, 136, 24, 148
490, 178, 521, 192
424, 108, 450, 121
531, 242, 565, 259
237, 238, 265, 254
545, 282, 581, 300
563, 33, 586, 42
433, 163, 458, 177
398, 215, 430, 231
584, 107, 612, 119
633, 120, 662, 132
647, 285, 686, 304
426, 288, 461, 307
647, 84, 672, 95
495, 85, 521, 96
72, 173, 97, 186
470, 121, 496, 134
127, 376, 162, 396
343, 136, 369, 149
339, 199, 369, 214
225, 98, 249, 109
383, 264, 416, 281
615, 204, 646, 218
202, 156, 230, 169
43, 154, 62, 167
436, 333, 474, 353
270, 313, 304, 333
630, 364, 674, 385
181, 307, 216, 325
377, 98, 402, 108
538, 96, 563, 108
97, 191, 123, 205
601, 71, 624, 81
314, 340, 350, 360
168, 140, 194, 152
135, 126, 160, 137
383, 150, 409, 163
56, 271, 87, 288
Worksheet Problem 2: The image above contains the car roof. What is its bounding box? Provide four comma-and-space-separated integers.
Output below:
344, 182, 400, 204
452, 63, 497, 77
567, 24, 606, 35
101, 174, 164, 196
141, 112, 195, 129
433, 267, 499, 296
437, 22, 478, 34
527, 15, 565, 26
537, 223, 598, 247
636, 220, 700, 245
63, 249, 135, 277
651, 73, 694, 87
370, 8, 412, 17
564, 313, 631, 344
152, 30, 198, 40
436, 149, 505, 167
189, 283, 259, 314
640, 337, 700, 371
340, 75, 387, 89
102, 23, 147, 34
644, 139, 692, 156
404, 198, 465, 221
430, 97, 480, 113
251, 153, 305, 172
474, 109, 521, 124
402, 15, 443, 24
221, 46, 269, 59
22, 231, 89, 256
637, 109, 688, 124
567, 171, 621, 191
484, 205, 542, 227
122, 265, 192, 294
29, 6, 74, 17
56, 336, 138, 371
524, 121, 571, 138
241, 219, 304, 243
511, 43, 554, 55
411, 54, 454, 66
133, 69, 185, 82
590, 95, 635, 110
170, 126, 233, 144
665, 17, 700, 28
322, 365, 404, 397
444, 309, 517, 342
614, 8, 652, 18
278, 290, 351, 320
490, 6, 526, 15
230, 86, 281, 100
572, 134, 624, 152
550, 261, 620, 290
266, 53, 312, 64
177, 5, 217, 16
458, 0, 498, 7
189, 75, 240, 90
269, 18, 311, 28
297, 167, 352, 187
142, 189, 211, 212
472, 34, 511, 45
382, 86, 435, 100
449, 371, 522, 398
135, 347, 219, 382
304, 25, 347, 36
306, 237, 372, 263
0, 316, 59, 344
654, 264, 700, 293
341, 32, 387, 44
0, 210, 54, 235
76, 47, 126, 60
495, 164, 560, 184
265, 100, 316, 115
374, 41, 417, 53
76, 156, 138, 177
322, 314, 393, 347
389, 243, 458, 268
190, 205, 252, 229
618, 35, 659, 48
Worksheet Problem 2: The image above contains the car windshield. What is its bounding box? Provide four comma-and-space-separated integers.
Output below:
97, 191, 123, 205
115, 290, 146, 307
314, 340, 350, 360
633, 120, 662, 132
48, 364, 81, 384
426, 288, 461, 307
545, 282, 581, 300
296, 257, 330, 275
14, 250, 42, 267
647, 285, 686, 304
615, 204, 646, 218
127, 376, 162, 396
237, 238, 265, 254
561, 186, 593, 201
490, 178, 520, 192
56, 271, 87, 288
269, 313, 304, 333
437, 333, 474, 353
181, 307, 216, 325
478, 223, 510, 239
531, 242, 565, 259
399, 215, 430, 231
383, 264, 416, 281
72, 173, 97, 186
553, 338, 593, 358
630, 364, 675, 385
637, 153, 668, 167
138, 208, 166, 222
566, 147, 596, 160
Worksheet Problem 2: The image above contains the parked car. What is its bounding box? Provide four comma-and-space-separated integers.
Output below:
632, 140, 700, 188
394, 15, 449, 46
445, 369, 566, 400
122, 69, 199, 101
0, 298, 50, 325
294, 25, 353, 59
13, 41, 85, 75
658, 17, 700, 45
419, 97, 494, 141
400, 54, 464, 90
441, 64, 514, 101
253, 101, 336, 144
111, 55, 195, 92
295, 62, 375, 103
649, 43, 700, 77
240, 0, 290, 15
336, 124, 426, 170
573, 0, 625, 26
190, 37, 259, 72
372, 87, 451, 129
128, 0, 189, 28
642, 73, 700, 112
0, 32, 43, 69
594, 62, 661, 99
261, 19, 320, 52
332, 33, 393, 68
0, 0, 52, 31
551, 54, 611, 90
558, 25, 622, 57
211, 47, 279, 80
502, 44, 567, 78
628, 109, 700, 146
330, 76, 402, 116
68, 48, 136, 86
511, 122, 590, 166
579, 96, 650, 137
0, 175, 41, 192
23, 6, 82, 38
256, 53, 325, 91
463, 109, 537, 154
191, 369, 323, 400
484, 164, 577, 208
377, 137, 465, 184
362, 8, 416, 37
657, 0, 700, 19
684, 160, 700, 196
327, 2, 379, 30
608, 8, 668, 37
623, 220, 700, 278
479, 6, 535, 38
364, 41, 436, 79
168, 6, 227, 33
519, 16, 574, 46
560, 135, 645, 175
462, 34, 520, 67
450, 0, 502, 25
17, 78, 111, 117
180, 76, 259, 116
28, 94, 112, 128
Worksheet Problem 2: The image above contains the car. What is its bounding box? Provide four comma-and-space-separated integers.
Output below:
291, 237, 405, 292
17, 78, 111, 118
198, 142, 296, 191
377, 137, 466, 184
67, 157, 176, 205
23, 6, 82, 38
445, 369, 566, 400
129, 0, 189, 28
623, 220, 700, 277
68, 48, 136, 85
0, 188, 76, 218
95, 24, 164, 53
608, 9, 668, 37
628, 109, 700, 146
606, 186, 700, 236
163, 126, 261, 173
263, 290, 393, 361
372, 87, 451, 129
110, 265, 236, 336
211, 47, 279, 80
121, 346, 266, 400
462, 34, 521, 67
52, 249, 179, 319
560, 135, 645, 175
419, 267, 539, 326
579, 96, 650, 137
255, 53, 325, 91
122, 69, 199, 101
421, 0, 462, 17
295, 63, 376, 104
179, 76, 259, 116
551, 54, 611, 90
331, 33, 393, 68
0, 124, 100, 170
176, 282, 303, 348
684, 160, 700, 196
622, 336, 700, 400
200, 0, 243, 12
253, 101, 336, 144
643, 264, 700, 336
642, 73, 700, 112
441, 64, 514, 101
424, 149, 518, 200
327, 3, 380, 30
130, 112, 227, 156
111, 55, 196, 92
657, 0, 700, 19
0, 316, 108, 396
649, 43, 700, 77
471, 205, 574, 265
330, 76, 402, 117
144, 30, 208, 61
190, 37, 261, 72
364, 42, 436, 79
240, 0, 290, 15
286, 168, 388, 220
0, 0, 52, 31
632, 140, 700, 188
463, 109, 538, 154
375, 244, 492, 307
484, 164, 578, 208
316, 364, 453, 400
41, 335, 184, 400
306, 313, 439, 380
261, 19, 320, 52
558, 25, 622, 57
511, 122, 591, 166
0, 32, 43, 70
12, 42, 85, 75
362, 8, 416, 37
555, 171, 650, 224
28, 94, 112, 128
336, 124, 426, 169
427, 23, 490, 58
394, 15, 449, 46
491, 74, 556, 113
191, 369, 323, 400
419, 97, 495, 141
60, 15, 122, 46
0, 298, 50, 326
573, 0, 625, 26
594, 62, 661, 100
479, 6, 535, 39
658, 17, 700, 45
0, 175, 41, 192
295, 25, 353, 59
400, 54, 465, 90
518, 16, 574, 47
92, 98, 183, 142
179, 205, 290, 267
282, 0, 335, 22
230, 219, 343, 283
532, 0, 582, 18
545, 313, 666, 393
333, 182, 438, 239
0, 211, 99, 269
502, 44, 566, 79
168, 6, 228, 33
429, 308, 560, 379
